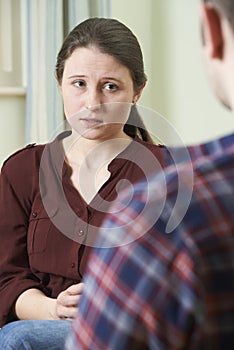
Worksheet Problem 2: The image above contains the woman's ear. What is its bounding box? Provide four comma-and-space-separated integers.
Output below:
132, 82, 146, 104
200, 2, 224, 59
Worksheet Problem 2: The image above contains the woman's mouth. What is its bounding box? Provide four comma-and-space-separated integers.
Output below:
79, 118, 103, 128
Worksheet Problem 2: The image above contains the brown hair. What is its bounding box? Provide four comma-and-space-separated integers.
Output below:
55, 17, 153, 143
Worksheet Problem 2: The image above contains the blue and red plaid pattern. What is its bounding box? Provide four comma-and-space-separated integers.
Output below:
66, 133, 234, 350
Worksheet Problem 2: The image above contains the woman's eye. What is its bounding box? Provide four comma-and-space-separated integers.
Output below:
104, 83, 118, 91
73, 80, 86, 88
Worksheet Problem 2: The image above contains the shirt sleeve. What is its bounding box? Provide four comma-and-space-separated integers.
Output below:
0, 153, 48, 327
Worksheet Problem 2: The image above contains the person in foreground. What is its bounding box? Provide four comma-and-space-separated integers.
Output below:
0, 17, 166, 350
65, 1, 234, 349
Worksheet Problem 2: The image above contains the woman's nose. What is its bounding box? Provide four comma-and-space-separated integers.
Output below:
86, 89, 102, 111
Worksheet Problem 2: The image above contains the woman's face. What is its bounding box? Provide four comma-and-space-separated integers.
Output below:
59, 46, 143, 141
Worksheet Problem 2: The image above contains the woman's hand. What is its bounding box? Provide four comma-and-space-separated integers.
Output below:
55, 283, 84, 320
15, 284, 84, 321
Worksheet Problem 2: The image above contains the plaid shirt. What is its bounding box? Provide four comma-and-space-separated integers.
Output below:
66, 133, 234, 350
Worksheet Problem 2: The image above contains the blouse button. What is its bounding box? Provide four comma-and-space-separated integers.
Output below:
32, 212, 37, 218
71, 263, 75, 268
78, 229, 84, 236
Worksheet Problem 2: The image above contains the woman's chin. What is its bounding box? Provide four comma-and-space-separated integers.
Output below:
71, 126, 108, 141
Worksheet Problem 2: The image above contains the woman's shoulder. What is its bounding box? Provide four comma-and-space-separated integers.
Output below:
134, 136, 172, 168
135, 136, 167, 154
1, 131, 68, 180
0, 143, 48, 184
134, 135, 163, 147
2, 143, 45, 169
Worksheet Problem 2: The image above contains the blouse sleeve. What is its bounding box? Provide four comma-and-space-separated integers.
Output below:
0, 150, 48, 327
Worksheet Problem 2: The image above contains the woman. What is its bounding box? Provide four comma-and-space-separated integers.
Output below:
0, 17, 166, 349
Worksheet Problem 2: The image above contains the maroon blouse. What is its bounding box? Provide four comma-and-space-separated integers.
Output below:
0, 132, 166, 326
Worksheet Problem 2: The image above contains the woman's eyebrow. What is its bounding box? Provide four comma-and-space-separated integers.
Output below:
102, 77, 122, 83
67, 74, 86, 79
67, 74, 122, 82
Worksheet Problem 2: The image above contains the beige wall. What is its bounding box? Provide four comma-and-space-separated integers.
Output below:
0, 95, 25, 164
111, 0, 234, 145
1, 0, 234, 166
0, 0, 26, 165
159, 0, 234, 145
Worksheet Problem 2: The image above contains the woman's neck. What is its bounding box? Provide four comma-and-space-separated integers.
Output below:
61, 130, 133, 204
62, 130, 132, 169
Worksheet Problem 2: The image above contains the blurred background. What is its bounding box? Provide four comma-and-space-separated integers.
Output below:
0, 0, 233, 165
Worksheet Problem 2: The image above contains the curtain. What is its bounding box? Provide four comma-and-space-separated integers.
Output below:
0, 0, 13, 73
68, 0, 111, 30
25, 0, 111, 145
25, 0, 64, 143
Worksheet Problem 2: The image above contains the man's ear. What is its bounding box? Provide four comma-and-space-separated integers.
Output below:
132, 82, 146, 104
200, 2, 224, 59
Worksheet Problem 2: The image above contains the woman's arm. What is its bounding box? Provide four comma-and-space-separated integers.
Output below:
0, 147, 48, 326
15, 289, 58, 320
